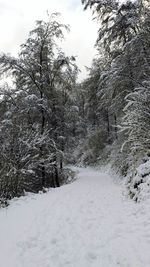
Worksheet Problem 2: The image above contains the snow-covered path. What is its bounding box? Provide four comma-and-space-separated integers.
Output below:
0, 168, 150, 267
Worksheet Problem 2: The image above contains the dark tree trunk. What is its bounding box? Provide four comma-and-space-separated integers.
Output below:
41, 165, 46, 187
114, 114, 118, 140
106, 109, 110, 137
60, 139, 64, 172
54, 165, 60, 187
39, 48, 46, 187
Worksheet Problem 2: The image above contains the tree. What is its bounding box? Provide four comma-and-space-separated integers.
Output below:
0, 14, 78, 200
81, 0, 150, 180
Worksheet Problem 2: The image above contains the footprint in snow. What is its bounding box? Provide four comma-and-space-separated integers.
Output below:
51, 238, 58, 245
86, 251, 98, 261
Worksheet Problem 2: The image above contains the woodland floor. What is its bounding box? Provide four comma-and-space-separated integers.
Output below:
0, 167, 150, 267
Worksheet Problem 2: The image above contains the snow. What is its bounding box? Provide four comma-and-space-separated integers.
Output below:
137, 159, 150, 177
0, 167, 150, 267
127, 159, 150, 201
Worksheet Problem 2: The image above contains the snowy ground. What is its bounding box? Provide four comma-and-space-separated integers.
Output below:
0, 167, 150, 267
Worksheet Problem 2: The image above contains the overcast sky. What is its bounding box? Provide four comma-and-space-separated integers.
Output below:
0, 0, 98, 80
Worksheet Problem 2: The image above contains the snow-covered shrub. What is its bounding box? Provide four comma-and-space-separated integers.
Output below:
0, 198, 9, 208
60, 168, 77, 184
127, 158, 150, 201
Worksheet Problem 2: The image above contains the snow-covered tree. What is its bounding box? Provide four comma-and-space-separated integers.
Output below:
81, 0, 150, 182
0, 14, 78, 200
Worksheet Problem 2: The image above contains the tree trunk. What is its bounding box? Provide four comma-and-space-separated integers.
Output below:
106, 109, 110, 137
55, 165, 60, 187
39, 48, 46, 187
114, 114, 118, 140
41, 165, 46, 187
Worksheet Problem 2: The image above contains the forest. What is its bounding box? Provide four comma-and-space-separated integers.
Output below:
0, 0, 150, 204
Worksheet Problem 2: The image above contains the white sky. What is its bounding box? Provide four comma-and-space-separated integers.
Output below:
0, 0, 98, 81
